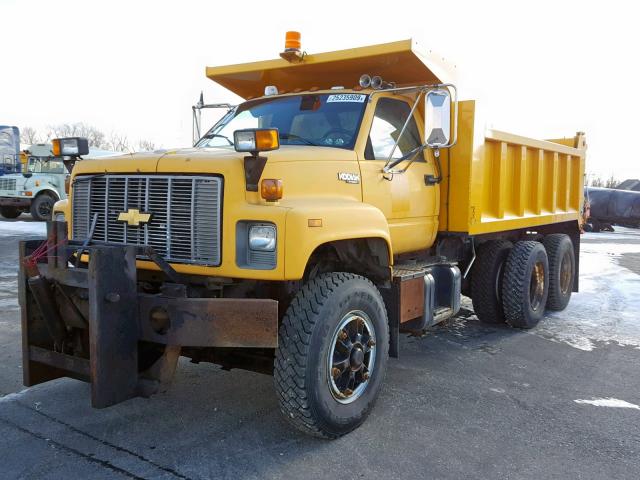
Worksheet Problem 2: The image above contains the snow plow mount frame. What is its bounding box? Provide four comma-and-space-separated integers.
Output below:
19, 221, 278, 408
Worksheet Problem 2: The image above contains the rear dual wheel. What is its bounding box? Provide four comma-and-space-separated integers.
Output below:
471, 240, 513, 324
543, 234, 575, 311
502, 241, 549, 329
472, 235, 574, 329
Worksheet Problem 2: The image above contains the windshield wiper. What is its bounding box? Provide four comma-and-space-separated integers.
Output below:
201, 133, 233, 145
279, 133, 319, 146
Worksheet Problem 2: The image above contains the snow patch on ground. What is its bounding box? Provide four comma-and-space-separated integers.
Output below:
574, 398, 640, 410
0, 388, 29, 403
530, 238, 640, 351
0, 221, 46, 237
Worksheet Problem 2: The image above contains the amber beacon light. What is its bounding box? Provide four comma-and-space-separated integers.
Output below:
280, 31, 304, 63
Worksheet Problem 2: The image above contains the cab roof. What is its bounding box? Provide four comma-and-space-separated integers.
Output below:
206, 39, 455, 100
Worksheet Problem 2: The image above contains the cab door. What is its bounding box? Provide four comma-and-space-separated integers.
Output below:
357, 95, 440, 254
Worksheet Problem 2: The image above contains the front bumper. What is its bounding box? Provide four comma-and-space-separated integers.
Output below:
19, 221, 278, 408
0, 196, 30, 207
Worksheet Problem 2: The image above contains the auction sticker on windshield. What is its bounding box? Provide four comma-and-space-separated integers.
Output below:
326, 94, 366, 103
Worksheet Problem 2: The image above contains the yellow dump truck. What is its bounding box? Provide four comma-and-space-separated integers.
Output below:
19, 36, 586, 438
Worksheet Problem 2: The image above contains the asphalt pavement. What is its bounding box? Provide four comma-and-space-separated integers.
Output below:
0, 218, 639, 479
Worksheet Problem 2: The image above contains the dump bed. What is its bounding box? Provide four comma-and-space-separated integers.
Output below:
440, 101, 586, 235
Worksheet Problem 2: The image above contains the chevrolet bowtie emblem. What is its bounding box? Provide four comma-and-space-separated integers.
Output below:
117, 209, 152, 227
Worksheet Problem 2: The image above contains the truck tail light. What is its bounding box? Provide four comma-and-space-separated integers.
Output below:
261, 179, 283, 201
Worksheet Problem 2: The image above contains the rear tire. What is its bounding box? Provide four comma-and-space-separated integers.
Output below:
0, 206, 21, 219
274, 272, 389, 439
471, 240, 512, 324
30, 193, 55, 222
502, 241, 549, 329
543, 234, 575, 311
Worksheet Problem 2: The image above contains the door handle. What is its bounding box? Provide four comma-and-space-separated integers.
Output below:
424, 174, 441, 186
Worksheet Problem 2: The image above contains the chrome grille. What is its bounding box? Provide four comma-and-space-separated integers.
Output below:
72, 175, 222, 265
0, 178, 16, 190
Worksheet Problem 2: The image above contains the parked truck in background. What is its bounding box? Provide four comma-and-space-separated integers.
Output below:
584, 186, 640, 231
0, 125, 20, 175
0, 143, 67, 221
19, 35, 586, 438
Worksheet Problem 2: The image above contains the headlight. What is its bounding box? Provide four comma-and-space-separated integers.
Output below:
249, 225, 276, 251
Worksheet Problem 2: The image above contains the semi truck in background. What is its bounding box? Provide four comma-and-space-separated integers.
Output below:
19, 35, 586, 438
0, 125, 20, 175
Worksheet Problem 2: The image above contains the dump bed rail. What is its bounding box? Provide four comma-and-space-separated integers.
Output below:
440, 100, 586, 235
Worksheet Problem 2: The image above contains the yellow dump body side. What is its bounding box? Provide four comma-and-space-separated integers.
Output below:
440, 100, 586, 235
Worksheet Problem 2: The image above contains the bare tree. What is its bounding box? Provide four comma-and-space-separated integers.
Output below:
137, 139, 156, 152
20, 126, 40, 145
36, 123, 148, 153
104, 132, 131, 153
588, 175, 619, 188
590, 176, 604, 187
48, 123, 106, 149
605, 176, 618, 189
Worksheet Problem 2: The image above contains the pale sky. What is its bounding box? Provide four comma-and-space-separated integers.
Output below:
2, 0, 639, 180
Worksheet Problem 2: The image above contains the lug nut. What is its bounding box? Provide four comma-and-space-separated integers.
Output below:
339, 330, 348, 340
344, 388, 353, 396
363, 372, 370, 380
332, 367, 340, 377
368, 339, 376, 347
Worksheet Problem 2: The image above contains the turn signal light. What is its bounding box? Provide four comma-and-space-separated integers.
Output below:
261, 179, 283, 201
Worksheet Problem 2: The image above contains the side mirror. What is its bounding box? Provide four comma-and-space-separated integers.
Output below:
424, 89, 452, 148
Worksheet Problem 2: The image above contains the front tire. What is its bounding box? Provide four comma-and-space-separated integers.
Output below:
30, 193, 55, 221
502, 241, 549, 329
274, 272, 389, 439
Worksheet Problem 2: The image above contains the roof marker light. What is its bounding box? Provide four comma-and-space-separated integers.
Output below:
264, 85, 279, 96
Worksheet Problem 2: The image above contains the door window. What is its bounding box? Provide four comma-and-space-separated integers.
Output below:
366, 98, 423, 161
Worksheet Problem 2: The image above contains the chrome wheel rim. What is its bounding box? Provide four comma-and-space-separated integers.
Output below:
327, 310, 376, 404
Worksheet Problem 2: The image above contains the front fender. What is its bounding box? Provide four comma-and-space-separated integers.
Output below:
53, 198, 69, 217
33, 187, 61, 201
282, 198, 392, 280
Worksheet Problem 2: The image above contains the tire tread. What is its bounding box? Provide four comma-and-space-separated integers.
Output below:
274, 272, 382, 439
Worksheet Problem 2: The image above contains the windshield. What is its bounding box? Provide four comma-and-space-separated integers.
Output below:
27, 157, 65, 174
197, 93, 368, 150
